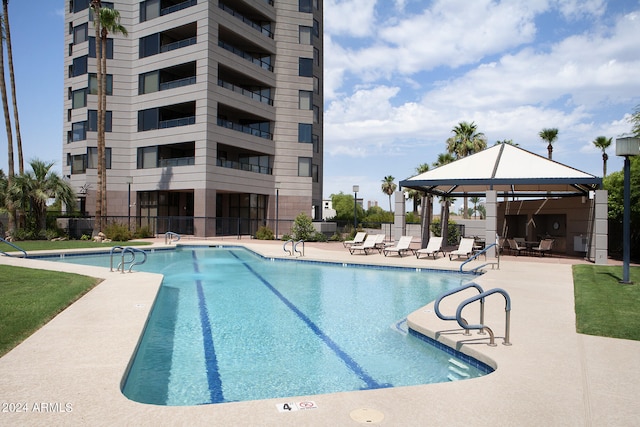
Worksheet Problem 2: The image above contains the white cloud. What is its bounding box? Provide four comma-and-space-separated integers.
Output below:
324, 0, 377, 37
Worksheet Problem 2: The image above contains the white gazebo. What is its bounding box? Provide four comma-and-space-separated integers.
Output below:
400, 143, 607, 264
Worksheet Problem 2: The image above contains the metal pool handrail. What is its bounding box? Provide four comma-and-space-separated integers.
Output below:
455, 288, 512, 346
460, 242, 500, 273
294, 239, 305, 257
0, 237, 27, 258
283, 239, 294, 255
434, 282, 485, 336
110, 246, 148, 273
165, 231, 181, 244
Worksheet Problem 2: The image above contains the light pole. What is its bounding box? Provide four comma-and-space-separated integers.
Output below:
352, 185, 359, 231
126, 176, 133, 231
615, 136, 639, 284
275, 182, 281, 239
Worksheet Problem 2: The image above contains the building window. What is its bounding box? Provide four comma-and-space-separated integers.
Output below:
313, 134, 319, 153
313, 0, 319, 9
138, 108, 160, 132
140, 0, 161, 22
299, 91, 312, 110
313, 19, 320, 37
72, 89, 87, 109
70, 154, 86, 174
72, 0, 90, 14
88, 73, 113, 95
299, 26, 312, 44
139, 70, 159, 94
88, 110, 113, 132
70, 55, 88, 77
299, 0, 312, 13
72, 121, 87, 142
313, 105, 319, 123
313, 76, 319, 94
299, 58, 313, 77
87, 147, 112, 169
312, 164, 318, 182
139, 33, 160, 58
313, 47, 320, 66
73, 23, 88, 44
89, 37, 114, 59
298, 157, 312, 177
298, 123, 312, 143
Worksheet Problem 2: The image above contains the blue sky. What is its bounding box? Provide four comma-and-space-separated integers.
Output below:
0, 1, 639, 212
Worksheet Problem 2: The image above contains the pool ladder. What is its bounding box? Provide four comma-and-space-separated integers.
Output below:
165, 231, 181, 244
434, 282, 511, 346
283, 239, 304, 257
0, 237, 27, 258
110, 246, 148, 273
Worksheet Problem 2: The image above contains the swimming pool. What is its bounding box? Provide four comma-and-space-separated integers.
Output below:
49, 246, 492, 405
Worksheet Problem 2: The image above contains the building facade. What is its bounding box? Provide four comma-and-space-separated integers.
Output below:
63, 0, 323, 237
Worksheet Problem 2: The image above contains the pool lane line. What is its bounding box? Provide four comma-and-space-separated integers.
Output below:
228, 251, 390, 391
191, 251, 225, 403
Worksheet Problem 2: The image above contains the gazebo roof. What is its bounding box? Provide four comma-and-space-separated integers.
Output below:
400, 143, 602, 198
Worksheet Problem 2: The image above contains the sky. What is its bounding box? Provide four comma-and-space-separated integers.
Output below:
0, 1, 639, 212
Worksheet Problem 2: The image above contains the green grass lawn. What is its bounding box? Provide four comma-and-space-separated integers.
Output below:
0, 265, 100, 357
573, 264, 640, 341
0, 240, 151, 252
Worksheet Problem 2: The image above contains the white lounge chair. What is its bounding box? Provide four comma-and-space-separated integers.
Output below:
414, 236, 444, 259
531, 239, 554, 257
448, 238, 475, 260
349, 235, 379, 255
373, 234, 387, 252
343, 231, 366, 248
383, 236, 414, 257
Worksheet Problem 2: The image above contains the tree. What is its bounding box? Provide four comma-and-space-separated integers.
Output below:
432, 153, 455, 246
381, 175, 397, 213
291, 212, 315, 241
592, 136, 612, 178
446, 121, 487, 218
91, 2, 127, 235
0, 11, 15, 234
494, 139, 518, 146
539, 128, 559, 160
3, 0, 22, 174
630, 105, 640, 137
330, 192, 364, 223
604, 157, 640, 260
8, 159, 76, 237
404, 163, 429, 213
470, 196, 482, 219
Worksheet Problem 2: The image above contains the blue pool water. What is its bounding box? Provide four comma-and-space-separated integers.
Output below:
48, 246, 492, 405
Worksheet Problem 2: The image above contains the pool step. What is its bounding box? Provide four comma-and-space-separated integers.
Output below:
447, 358, 470, 381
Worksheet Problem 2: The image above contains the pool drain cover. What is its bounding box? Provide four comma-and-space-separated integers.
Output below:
350, 408, 384, 424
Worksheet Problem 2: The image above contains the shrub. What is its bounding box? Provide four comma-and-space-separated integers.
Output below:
104, 222, 132, 241
255, 225, 275, 240
291, 212, 315, 241
430, 220, 461, 246
133, 225, 154, 239
328, 232, 343, 242
312, 231, 328, 242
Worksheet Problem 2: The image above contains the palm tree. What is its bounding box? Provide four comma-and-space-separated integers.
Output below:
539, 128, 559, 160
9, 159, 76, 236
91, 0, 103, 235
0, 12, 15, 235
432, 153, 455, 246
592, 136, 612, 178
470, 196, 482, 219
3, 0, 22, 174
446, 121, 487, 218
405, 163, 429, 213
381, 175, 397, 213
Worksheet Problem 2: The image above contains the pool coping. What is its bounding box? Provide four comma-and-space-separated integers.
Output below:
1, 239, 639, 426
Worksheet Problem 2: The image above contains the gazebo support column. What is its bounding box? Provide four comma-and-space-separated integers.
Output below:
593, 189, 608, 265
484, 190, 497, 260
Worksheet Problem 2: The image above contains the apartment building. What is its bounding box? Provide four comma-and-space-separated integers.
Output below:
63, 0, 323, 237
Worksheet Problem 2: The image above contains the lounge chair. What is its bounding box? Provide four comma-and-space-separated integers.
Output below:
507, 238, 528, 256
349, 235, 379, 255
531, 239, 554, 256
383, 236, 414, 257
448, 238, 475, 260
414, 236, 444, 259
343, 232, 366, 248
374, 234, 387, 252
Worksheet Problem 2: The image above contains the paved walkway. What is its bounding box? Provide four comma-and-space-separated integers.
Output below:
0, 239, 639, 426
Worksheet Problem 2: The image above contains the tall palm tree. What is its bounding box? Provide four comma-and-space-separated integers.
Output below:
592, 136, 612, 178
0, 12, 15, 234
539, 128, 559, 160
432, 153, 455, 246
3, 0, 22, 174
9, 159, 76, 236
405, 163, 429, 213
470, 196, 482, 219
381, 175, 397, 213
446, 121, 486, 218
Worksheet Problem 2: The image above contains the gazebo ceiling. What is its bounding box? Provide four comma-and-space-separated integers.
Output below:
400, 143, 602, 198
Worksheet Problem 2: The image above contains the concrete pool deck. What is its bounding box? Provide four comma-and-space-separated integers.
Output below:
1, 239, 639, 426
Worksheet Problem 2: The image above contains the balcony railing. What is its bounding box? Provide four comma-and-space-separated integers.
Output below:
218, 40, 273, 72
218, 79, 273, 105
160, 76, 196, 91
217, 118, 272, 140
161, 37, 197, 53
159, 116, 196, 129
159, 156, 195, 167
217, 158, 272, 175
161, 0, 197, 16
219, 3, 274, 38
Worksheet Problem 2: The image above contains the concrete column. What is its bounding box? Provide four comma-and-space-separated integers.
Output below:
393, 191, 406, 241
593, 190, 608, 265
484, 190, 497, 260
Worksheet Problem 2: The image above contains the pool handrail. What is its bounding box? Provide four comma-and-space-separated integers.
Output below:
165, 231, 181, 244
434, 282, 485, 336
123, 247, 148, 273
460, 242, 499, 273
293, 239, 305, 257
283, 239, 293, 256
110, 246, 147, 273
455, 288, 512, 346
0, 237, 27, 258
